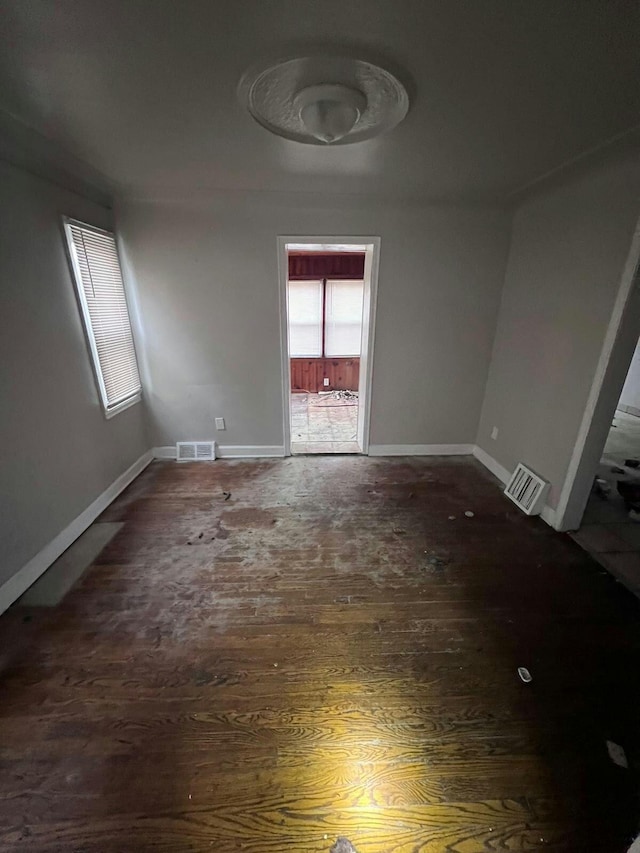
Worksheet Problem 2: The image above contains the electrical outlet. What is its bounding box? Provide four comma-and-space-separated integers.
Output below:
215, 417, 226, 430
323, 377, 330, 387
491, 426, 499, 440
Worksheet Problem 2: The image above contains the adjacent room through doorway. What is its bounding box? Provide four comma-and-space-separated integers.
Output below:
283, 241, 375, 455
571, 331, 640, 594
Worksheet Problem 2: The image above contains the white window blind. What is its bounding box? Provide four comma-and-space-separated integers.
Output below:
287, 280, 323, 357
64, 219, 141, 416
325, 279, 364, 357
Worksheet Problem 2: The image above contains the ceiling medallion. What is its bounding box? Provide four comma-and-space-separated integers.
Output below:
239, 55, 409, 145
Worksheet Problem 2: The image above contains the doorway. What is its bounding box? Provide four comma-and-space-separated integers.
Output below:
278, 237, 379, 455
554, 227, 640, 535
555, 222, 640, 589
569, 330, 640, 590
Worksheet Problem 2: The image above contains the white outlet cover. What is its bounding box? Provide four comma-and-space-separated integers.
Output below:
491, 426, 499, 440
215, 418, 226, 430
323, 378, 329, 386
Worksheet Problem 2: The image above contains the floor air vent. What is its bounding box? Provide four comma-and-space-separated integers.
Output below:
176, 441, 216, 462
504, 463, 549, 515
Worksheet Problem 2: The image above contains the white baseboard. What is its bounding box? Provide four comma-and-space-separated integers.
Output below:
0, 449, 154, 616
152, 446, 177, 459
368, 444, 475, 456
153, 445, 285, 460
540, 504, 558, 527
218, 445, 285, 458
472, 445, 510, 484
472, 444, 559, 530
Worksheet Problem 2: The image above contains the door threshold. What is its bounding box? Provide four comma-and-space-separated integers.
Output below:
291, 441, 361, 455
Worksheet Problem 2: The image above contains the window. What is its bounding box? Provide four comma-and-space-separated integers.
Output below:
64, 218, 142, 417
288, 280, 323, 357
288, 278, 364, 358
325, 279, 364, 357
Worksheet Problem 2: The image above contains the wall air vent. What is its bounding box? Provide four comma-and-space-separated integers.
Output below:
504, 463, 549, 515
176, 441, 216, 462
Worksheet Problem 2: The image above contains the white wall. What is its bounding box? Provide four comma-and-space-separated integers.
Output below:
619, 339, 640, 416
0, 160, 149, 589
476, 152, 640, 510
117, 194, 510, 450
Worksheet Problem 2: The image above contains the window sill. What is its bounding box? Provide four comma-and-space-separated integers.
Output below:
104, 393, 142, 420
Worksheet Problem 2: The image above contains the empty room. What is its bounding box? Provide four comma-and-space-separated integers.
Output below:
1, 2, 640, 851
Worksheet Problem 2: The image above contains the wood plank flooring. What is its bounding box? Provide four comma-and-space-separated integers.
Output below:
2, 456, 640, 852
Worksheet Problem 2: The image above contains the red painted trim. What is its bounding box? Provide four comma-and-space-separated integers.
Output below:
288, 252, 365, 280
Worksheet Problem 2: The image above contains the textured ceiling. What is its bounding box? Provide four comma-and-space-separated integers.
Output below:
0, 0, 638, 202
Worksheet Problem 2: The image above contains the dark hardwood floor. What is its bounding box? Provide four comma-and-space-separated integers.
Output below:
2, 456, 640, 851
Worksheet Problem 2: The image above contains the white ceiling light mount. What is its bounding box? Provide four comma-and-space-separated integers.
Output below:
294, 84, 367, 144
239, 55, 409, 146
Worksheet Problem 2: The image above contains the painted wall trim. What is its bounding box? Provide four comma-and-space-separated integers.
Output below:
0, 449, 153, 616
472, 445, 511, 484
218, 445, 285, 459
152, 446, 177, 459
472, 445, 558, 529
369, 444, 475, 456
153, 445, 285, 459
540, 504, 558, 528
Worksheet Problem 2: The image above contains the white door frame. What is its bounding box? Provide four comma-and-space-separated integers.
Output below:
554, 219, 640, 531
277, 235, 381, 456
